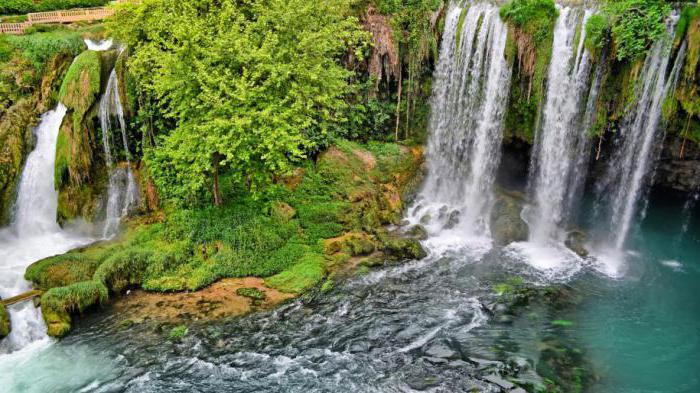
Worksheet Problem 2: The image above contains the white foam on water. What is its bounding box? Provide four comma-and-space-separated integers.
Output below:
660, 260, 684, 272
503, 241, 584, 282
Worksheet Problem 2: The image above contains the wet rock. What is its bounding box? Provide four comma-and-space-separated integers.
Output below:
348, 341, 371, 353
424, 343, 458, 359
565, 229, 588, 257
483, 374, 515, 390
511, 388, 527, 393
424, 356, 449, 365
420, 213, 432, 225
324, 232, 376, 256
0, 301, 10, 338
490, 190, 528, 246
406, 376, 441, 390
443, 210, 460, 230
406, 224, 429, 240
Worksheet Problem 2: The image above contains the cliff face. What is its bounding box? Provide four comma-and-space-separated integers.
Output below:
655, 136, 700, 193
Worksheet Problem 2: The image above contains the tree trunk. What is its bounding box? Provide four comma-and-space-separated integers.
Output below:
212, 152, 223, 206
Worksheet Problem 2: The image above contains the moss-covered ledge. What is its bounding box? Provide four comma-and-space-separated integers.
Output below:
0, 301, 10, 339
25, 141, 427, 337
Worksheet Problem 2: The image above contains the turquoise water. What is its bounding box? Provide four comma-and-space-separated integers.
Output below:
575, 194, 700, 392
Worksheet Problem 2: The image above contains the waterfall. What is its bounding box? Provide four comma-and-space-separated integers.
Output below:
84, 38, 113, 51
527, 7, 594, 244
100, 69, 139, 238
407, 2, 512, 244
0, 105, 91, 353
595, 16, 686, 251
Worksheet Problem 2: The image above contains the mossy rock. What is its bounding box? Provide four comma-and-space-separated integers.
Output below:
58, 50, 101, 115
382, 238, 427, 260
0, 302, 10, 339
0, 99, 35, 225
324, 232, 376, 256
40, 280, 108, 337
490, 190, 529, 246
26, 253, 101, 290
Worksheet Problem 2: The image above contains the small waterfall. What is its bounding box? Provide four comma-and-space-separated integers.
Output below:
84, 38, 113, 51
12, 106, 66, 237
595, 16, 686, 251
527, 7, 594, 244
407, 2, 512, 243
0, 105, 90, 353
99, 69, 139, 238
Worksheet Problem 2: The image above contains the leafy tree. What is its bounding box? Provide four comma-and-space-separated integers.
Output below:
108, 0, 366, 206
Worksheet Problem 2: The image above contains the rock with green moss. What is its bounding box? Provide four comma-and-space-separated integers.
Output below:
0, 99, 35, 225
270, 201, 296, 222
0, 302, 10, 339
382, 238, 427, 260
40, 280, 108, 337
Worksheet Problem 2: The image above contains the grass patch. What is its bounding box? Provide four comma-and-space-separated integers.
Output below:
265, 253, 326, 294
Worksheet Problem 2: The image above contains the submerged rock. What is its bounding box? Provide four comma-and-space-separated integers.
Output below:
490, 190, 529, 246
382, 238, 427, 260
0, 301, 10, 338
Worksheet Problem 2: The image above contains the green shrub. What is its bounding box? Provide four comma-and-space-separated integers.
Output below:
41, 280, 108, 313
499, 0, 558, 43
605, 0, 671, 61
5, 30, 84, 71
584, 13, 610, 54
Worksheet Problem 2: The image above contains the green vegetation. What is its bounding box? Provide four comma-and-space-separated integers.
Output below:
168, 325, 188, 341
584, 13, 610, 56
40, 280, 108, 337
236, 287, 266, 301
500, 0, 558, 143
1, 0, 109, 15
108, 0, 366, 206
586, 0, 670, 62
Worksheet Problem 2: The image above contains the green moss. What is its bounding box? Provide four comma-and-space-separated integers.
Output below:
25, 253, 100, 290
236, 287, 266, 300
58, 50, 101, 113
265, 253, 327, 294
0, 99, 35, 224
499, 0, 558, 44
40, 280, 108, 337
169, 325, 188, 341
0, 303, 10, 339
455, 6, 470, 53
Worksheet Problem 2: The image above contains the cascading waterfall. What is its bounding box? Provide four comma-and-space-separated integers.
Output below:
0, 105, 91, 353
595, 15, 686, 253
407, 2, 511, 245
100, 68, 139, 238
527, 7, 594, 244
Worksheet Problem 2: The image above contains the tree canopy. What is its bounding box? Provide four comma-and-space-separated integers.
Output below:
108, 0, 366, 205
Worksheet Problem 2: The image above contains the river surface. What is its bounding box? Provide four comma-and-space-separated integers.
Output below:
0, 192, 697, 392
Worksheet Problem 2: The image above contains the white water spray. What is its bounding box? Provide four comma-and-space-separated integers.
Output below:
407, 2, 511, 247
